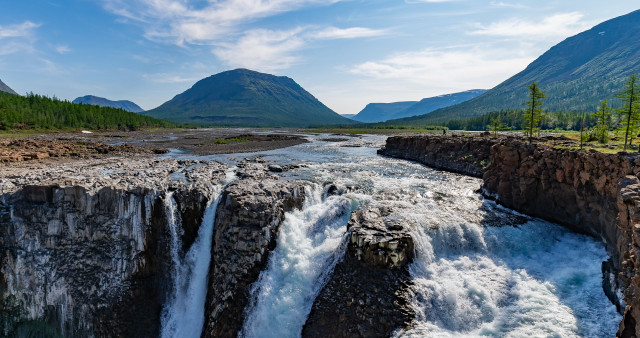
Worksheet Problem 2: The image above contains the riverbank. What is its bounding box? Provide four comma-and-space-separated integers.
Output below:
379, 133, 640, 336
0, 129, 308, 162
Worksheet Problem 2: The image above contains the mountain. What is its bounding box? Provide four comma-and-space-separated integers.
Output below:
352, 102, 418, 123
387, 9, 640, 126
341, 114, 357, 119
0, 78, 17, 95
144, 69, 355, 127
394, 90, 487, 120
73, 95, 144, 113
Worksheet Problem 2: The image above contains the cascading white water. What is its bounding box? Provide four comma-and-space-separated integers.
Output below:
160, 168, 235, 338
168, 134, 620, 337
239, 184, 356, 338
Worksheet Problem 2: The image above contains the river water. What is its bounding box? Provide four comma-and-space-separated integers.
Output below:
165, 133, 620, 337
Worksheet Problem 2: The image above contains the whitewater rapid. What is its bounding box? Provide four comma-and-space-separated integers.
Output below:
165, 134, 620, 337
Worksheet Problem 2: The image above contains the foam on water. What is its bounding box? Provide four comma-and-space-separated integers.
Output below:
240, 184, 358, 338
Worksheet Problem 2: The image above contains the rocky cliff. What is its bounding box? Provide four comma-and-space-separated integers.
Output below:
203, 159, 305, 337
380, 134, 640, 336
303, 207, 415, 337
378, 134, 497, 177
0, 158, 226, 336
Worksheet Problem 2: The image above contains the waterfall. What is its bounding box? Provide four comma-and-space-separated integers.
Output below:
395, 203, 621, 337
160, 168, 234, 337
239, 184, 353, 338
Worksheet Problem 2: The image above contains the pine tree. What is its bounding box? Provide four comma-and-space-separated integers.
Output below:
592, 99, 612, 143
615, 73, 640, 151
487, 115, 509, 137
523, 82, 546, 142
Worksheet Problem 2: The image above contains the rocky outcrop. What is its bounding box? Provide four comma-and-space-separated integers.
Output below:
378, 134, 497, 177
203, 160, 305, 337
0, 158, 226, 337
302, 207, 415, 337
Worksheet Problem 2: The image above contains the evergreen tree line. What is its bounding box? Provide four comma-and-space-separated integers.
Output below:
445, 73, 640, 150
0, 92, 178, 130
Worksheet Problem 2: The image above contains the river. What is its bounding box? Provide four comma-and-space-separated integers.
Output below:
164, 133, 620, 337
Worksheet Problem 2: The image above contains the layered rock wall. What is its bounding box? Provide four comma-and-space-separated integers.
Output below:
302, 207, 415, 337
378, 134, 497, 177
203, 161, 305, 337
0, 159, 225, 337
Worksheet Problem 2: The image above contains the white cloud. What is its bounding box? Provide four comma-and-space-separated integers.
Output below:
489, 1, 528, 9
100, 0, 345, 45
313, 27, 386, 39
470, 12, 589, 40
55, 45, 72, 54
0, 21, 39, 39
213, 28, 306, 72
350, 46, 533, 90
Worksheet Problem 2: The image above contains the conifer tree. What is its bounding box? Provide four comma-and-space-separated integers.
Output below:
592, 99, 612, 143
523, 82, 546, 142
487, 115, 509, 137
615, 73, 640, 151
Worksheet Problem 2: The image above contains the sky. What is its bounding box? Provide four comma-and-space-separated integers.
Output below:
0, 1, 638, 115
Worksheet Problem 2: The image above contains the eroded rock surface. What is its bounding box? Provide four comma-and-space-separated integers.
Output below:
378, 134, 498, 177
203, 160, 305, 337
0, 158, 226, 336
303, 207, 415, 337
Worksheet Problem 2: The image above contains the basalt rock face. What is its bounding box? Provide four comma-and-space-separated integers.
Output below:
378, 134, 497, 178
0, 158, 226, 337
203, 160, 305, 337
302, 207, 415, 337
615, 176, 640, 337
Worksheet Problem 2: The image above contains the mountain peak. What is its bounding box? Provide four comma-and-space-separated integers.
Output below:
389, 9, 640, 125
72, 95, 144, 113
0, 78, 18, 95
144, 69, 354, 127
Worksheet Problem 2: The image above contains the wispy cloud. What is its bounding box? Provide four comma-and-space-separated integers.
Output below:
100, 0, 345, 45
351, 46, 533, 89
0, 21, 40, 56
55, 45, 72, 54
470, 12, 589, 40
489, 1, 528, 9
213, 28, 306, 72
313, 27, 387, 39
0, 21, 40, 39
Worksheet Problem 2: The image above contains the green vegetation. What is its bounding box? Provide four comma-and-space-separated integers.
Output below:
144, 69, 355, 128
487, 116, 509, 137
1, 294, 61, 337
524, 82, 546, 141
593, 99, 612, 143
0, 92, 178, 131
614, 73, 640, 151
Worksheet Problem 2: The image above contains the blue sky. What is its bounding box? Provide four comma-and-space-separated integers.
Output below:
0, 1, 638, 115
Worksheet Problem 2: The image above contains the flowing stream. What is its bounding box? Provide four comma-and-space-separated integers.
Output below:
166, 134, 620, 337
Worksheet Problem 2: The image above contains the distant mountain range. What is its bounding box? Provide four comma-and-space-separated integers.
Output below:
73, 95, 144, 113
386, 9, 640, 126
353, 89, 486, 123
0, 78, 17, 95
144, 69, 354, 128
352, 101, 417, 123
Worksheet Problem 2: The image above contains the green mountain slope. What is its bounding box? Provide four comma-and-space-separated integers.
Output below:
387, 9, 640, 126
73, 95, 144, 113
0, 78, 17, 95
144, 69, 354, 127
